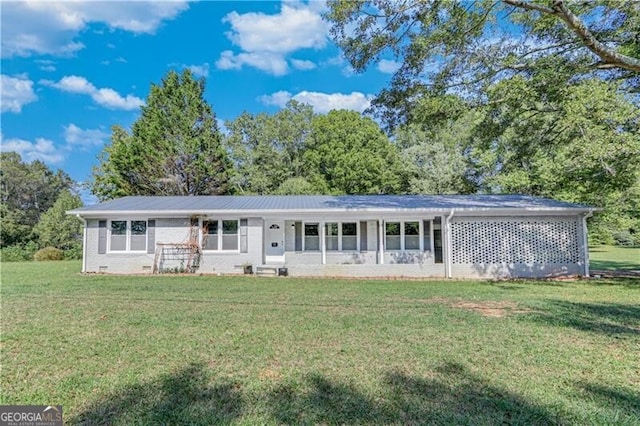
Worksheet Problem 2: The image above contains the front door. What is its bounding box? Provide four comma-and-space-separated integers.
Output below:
265, 221, 285, 264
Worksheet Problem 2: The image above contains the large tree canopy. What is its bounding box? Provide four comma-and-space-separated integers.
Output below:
305, 110, 403, 194
0, 152, 73, 247
325, 0, 640, 128
91, 69, 232, 200
224, 101, 315, 194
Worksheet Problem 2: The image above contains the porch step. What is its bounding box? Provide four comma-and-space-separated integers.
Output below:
255, 266, 278, 277
255, 265, 289, 277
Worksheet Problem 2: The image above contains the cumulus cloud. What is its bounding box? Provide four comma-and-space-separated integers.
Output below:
1, 1, 189, 57
0, 134, 64, 164
169, 62, 211, 78
1, 74, 38, 113
64, 123, 109, 149
186, 63, 209, 78
216, 51, 289, 76
291, 59, 317, 71
259, 90, 372, 114
216, 3, 327, 75
377, 59, 401, 74
42, 75, 144, 110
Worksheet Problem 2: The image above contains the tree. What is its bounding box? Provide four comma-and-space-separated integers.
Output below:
470, 78, 640, 243
274, 177, 321, 195
224, 101, 314, 194
91, 69, 232, 199
325, 0, 639, 128
397, 123, 472, 195
34, 189, 83, 251
0, 152, 73, 246
304, 110, 403, 194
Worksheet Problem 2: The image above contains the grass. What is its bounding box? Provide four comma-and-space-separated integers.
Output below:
590, 245, 640, 272
1, 261, 639, 425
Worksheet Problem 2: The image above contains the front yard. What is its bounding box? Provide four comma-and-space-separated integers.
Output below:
1, 261, 638, 424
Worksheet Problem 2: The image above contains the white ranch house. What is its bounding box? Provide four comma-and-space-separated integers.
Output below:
68, 194, 594, 279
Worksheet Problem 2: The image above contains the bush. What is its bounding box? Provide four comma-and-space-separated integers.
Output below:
33, 247, 64, 261
0, 242, 38, 262
63, 242, 83, 260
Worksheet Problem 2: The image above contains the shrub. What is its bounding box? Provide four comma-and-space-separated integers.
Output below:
33, 247, 64, 261
63, 242, 83, 260
0, 242, 38, 262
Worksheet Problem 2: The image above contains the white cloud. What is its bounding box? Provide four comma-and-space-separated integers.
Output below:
184, 63, 210, 78
216, 3, 327, 75
291, 59, 316, 71
42, 75, 144, 110
1, 74, 38, 113
64, 123, 109, 149
0, 134, 64, 164
216, 51, 289, 76
260, 90, 372, 114
1, 1, 189, 57
35, 59, 57, 72
377, 59, 401, 74
259, 90, 294, 107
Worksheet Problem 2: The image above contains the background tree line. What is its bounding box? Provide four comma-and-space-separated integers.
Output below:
3, 0, 639, 259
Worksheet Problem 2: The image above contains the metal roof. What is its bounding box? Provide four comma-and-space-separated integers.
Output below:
68, 194, 593, 216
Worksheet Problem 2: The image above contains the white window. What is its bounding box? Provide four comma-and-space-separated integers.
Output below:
304, 223, 320, 251
385, 221, 423, 251
385, 222, 401, 250
326, 223, 339, 251
202, 219, 239, 251
109, 220, 147, 252
325, 222, 358, 251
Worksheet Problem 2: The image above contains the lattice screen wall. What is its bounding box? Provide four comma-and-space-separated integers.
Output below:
451, 217, 580, 264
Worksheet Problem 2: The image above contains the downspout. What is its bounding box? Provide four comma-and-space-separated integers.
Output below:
445, 210, 454, 279
77, 215, 87, 273
582, 210, 593, 277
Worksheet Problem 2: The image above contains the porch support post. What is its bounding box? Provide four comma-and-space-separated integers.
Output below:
445, 211, 454, 279
582, 211, 593, 277
378, 219, 384, 264
321, 221, 326, 265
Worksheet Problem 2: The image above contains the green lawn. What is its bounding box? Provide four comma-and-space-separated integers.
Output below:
590, 245, 640, 272
1, 261, 639, 425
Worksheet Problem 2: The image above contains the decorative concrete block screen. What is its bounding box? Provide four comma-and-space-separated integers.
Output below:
451, 217, 580, 264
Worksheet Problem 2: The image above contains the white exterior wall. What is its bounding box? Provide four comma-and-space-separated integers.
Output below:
449, 215, 585, 278
198, 217, 263, 274
82, 213, 587, 279
84, 217, 264, 274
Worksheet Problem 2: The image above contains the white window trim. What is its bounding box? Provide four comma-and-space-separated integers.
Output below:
385, 220, 424, 251
201, 218, 240, 252
325, 221, 360, 252
107, 219, 148, 253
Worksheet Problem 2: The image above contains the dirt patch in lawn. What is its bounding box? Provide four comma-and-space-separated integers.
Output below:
449, 300, 534, 318
401, 297, 534, 318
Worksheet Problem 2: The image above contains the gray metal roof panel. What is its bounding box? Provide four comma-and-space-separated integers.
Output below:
68, 194, 593, 215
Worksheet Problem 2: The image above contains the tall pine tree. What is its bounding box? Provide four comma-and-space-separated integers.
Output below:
92, 69, 232, 199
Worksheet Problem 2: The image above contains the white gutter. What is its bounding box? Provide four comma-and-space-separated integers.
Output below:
445, 210, 454, 279
582, 210, 593, 277
77, 215, 87, 273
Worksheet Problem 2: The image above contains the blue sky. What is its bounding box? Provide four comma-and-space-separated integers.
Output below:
1, 1, 398, 187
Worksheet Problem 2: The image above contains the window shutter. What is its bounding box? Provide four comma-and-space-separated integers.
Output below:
98, 220, 107, 254
240, 219, 248, 253
360, 221, 368, 251
294, 222, 302, 251
147, 220, 156, 254
423, 220, 431, 252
